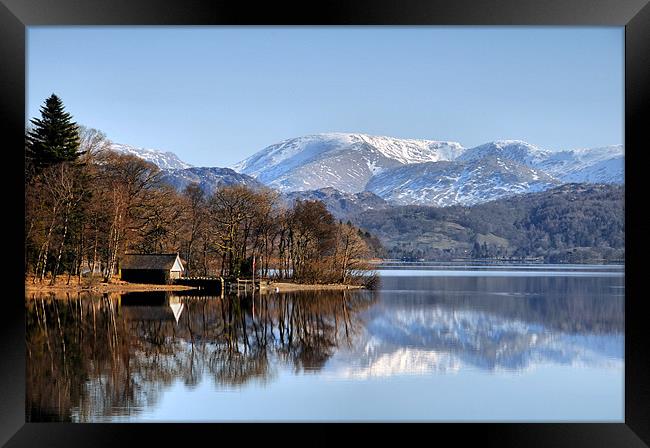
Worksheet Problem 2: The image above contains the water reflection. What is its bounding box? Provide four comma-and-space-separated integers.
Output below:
26, 289, 373, 421
332, 276, 623, 378
25, 273, 623, 422
122, 292, 185, 323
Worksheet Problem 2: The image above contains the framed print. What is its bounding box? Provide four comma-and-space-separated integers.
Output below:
2, 0, 649, 446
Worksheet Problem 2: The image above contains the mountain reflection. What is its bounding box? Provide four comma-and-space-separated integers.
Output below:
329, 275, 624, 378
26, 274, 623, 421
330, 307, 623, 379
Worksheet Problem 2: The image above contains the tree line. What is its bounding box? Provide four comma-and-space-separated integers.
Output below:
25, 94, 378, 285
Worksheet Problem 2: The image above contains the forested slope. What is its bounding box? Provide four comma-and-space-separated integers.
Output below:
353, 183, 624, 262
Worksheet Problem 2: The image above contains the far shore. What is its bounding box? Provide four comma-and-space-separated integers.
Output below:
259, 281, 365, 292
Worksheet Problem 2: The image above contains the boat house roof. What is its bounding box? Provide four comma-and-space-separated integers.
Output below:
121, 253, 184, 271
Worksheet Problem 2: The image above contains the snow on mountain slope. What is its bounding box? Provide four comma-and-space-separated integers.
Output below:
366, 156, 559, 206
536, 145, 624, 184
233, 133, 465, 193
457, 140, 551, 167
110, 143, 192, 170
561, 156, 624, 184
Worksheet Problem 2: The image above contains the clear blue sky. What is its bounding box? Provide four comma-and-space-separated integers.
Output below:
27, 27, 623, 167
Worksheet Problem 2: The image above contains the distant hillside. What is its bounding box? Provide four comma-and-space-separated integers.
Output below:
352, 183, 624, 263
282, 187, 389, 220
159, 167, 265, 195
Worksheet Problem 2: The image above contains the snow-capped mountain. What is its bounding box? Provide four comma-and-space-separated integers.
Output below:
536, 145, 624, 184
109, 143, 192, 170
366, 156, 558, 206
233, 133, 465, 193
159, 167, 264, 195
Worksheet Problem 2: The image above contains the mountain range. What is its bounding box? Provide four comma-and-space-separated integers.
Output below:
109, 133, 624, 209
232, 133, 464, 194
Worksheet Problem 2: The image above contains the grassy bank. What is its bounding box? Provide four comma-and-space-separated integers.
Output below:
24, 272, 372, 296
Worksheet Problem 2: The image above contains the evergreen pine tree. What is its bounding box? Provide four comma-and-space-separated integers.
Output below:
26, 94, 82, 174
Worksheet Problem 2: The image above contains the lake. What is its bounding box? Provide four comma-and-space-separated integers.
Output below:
25, 264, 624, 422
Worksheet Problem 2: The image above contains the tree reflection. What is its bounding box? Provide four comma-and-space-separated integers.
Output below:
26, 289, 375, 421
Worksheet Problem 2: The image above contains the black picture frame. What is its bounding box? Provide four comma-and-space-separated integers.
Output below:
2, 0, 648, 446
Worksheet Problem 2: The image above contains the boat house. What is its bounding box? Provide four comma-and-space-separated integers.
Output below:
120, 253, 185, 284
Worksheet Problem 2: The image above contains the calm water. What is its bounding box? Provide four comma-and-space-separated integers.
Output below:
26, 265, 624, 422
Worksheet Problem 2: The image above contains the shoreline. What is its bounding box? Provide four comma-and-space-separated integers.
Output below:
24, 278, 364, 294
25, 280, 198, 294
